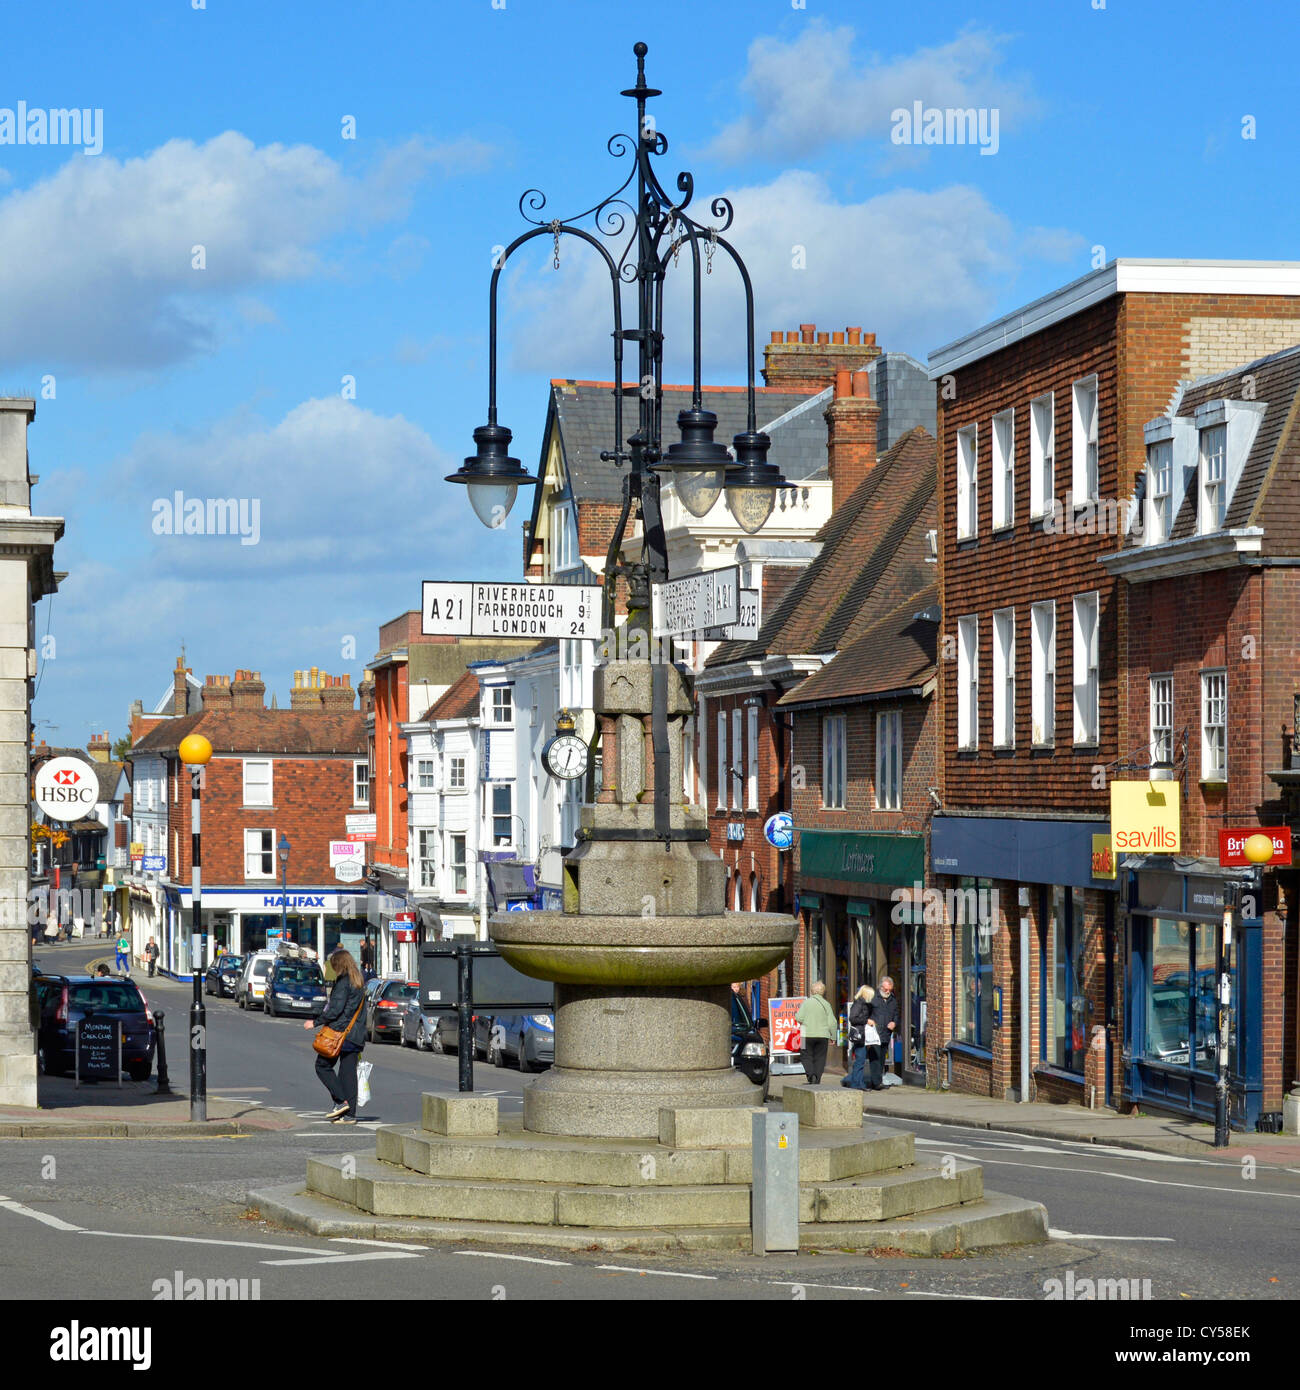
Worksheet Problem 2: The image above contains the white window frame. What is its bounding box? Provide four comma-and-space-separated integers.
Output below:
242, 758, 273, 808
716, 710, 727, 810
1201, 669, 1227, 780
731, 708, 743, 811
991, 409, 1015, 530
1146, 439, 1173, 544
417, 828, 437, 889
1072, 376, 1099, 503
992, 607, 1016, 748
491, 783, 513, 846
956, 424, 978, 540
1150, 673, 1174, 768
875, 709, 902, 811
416, 758, 434, 790
822, 715, 847, 810
243, 828, 275, 879
491, 687, 513, 725
449, 832, 468, 895
1030, 601, 1056, 747
353, 760, 369, 807
746, 705, 759, 811
1030, 392, 1054, 519
1199, 423, 1227, 534
448, 756, 466, 790
552, 498, 577, 573
1072, 592, 1100, 745
957, 616, 979, 750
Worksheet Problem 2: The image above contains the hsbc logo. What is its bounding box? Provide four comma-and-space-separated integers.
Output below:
34, 756, 98, 822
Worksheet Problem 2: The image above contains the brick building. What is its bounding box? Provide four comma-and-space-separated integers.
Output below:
928, 259, 1300, 1122
1101, 342, 1300, 1128
129, 664, 367, 974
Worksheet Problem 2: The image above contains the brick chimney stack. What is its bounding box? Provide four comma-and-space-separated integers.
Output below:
358, 671, 376, 718
762, 323, 881, 395
231, 669, 266, 710
173, 655, 190, 715
202, 674, 233, 710
290, 669, 318, 711
824, 368, 880, 512
87, 730, 111, 763
321, 673, 356, 712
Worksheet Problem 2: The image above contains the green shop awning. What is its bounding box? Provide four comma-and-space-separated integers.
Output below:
798, 830, 925, 888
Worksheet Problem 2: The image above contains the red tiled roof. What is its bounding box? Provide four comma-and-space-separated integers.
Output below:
131, 710, 366, 756
421, 668, 480, 722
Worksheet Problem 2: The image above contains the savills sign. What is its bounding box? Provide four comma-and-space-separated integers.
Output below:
1110, 782, 1180, 854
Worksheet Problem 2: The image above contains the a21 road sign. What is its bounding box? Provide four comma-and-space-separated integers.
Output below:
652, 565, 740, 637
422, 581, 602, 639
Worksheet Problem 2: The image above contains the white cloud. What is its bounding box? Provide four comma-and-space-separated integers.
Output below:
504, 170, 1078, 378
706, 23, 1036, 163
0, 131, 490, 371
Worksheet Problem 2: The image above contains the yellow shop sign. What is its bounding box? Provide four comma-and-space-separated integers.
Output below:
1110, 782, 1180, 854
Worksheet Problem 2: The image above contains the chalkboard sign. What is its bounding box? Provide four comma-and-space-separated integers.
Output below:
77, 1016, 121, 1082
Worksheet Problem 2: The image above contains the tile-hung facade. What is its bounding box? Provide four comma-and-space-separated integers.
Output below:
781, 582, 938, 1082
1102, 344, 1300, 1129
930, 259, 1300, 1121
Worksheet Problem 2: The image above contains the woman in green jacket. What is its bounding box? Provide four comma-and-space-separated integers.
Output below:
796, 981, 838, 1085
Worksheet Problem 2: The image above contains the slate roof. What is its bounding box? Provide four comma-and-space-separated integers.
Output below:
94, 761, 126, 803
778, 584, 938, 707
421, 668, 480, 723
1155, 342, 1300, 550
131, 710, 366, 756
707, 427, 937, 667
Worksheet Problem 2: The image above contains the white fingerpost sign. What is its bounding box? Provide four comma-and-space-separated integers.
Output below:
652, 565, 740, 637
34, 757, 100, 823
703, 587, 761, 641
422, 581, 602, 639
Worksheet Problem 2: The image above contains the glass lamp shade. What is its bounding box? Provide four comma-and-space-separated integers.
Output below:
468, 480, 519, 529
674, 467, 724, 517
726, 485, 776, 534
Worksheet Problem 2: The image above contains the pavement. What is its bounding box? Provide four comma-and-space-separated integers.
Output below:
768, 1070, 1300, 1163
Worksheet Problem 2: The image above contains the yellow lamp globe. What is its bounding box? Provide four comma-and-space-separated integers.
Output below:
178, 734, 213, 766
1243, 833, 1274, 865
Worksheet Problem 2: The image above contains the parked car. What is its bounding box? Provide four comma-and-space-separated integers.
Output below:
264, 958, 328, 1020
34, 973, 157, 1082
401, 998, 446, 1050
235, 951, 276, 1009
430, 1010, 490, 1059
366, 979, 420, 1043
487, 1012, 554, 1072
204, 954, 245, 998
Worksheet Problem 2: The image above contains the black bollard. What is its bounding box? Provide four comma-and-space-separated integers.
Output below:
154, 1010, 172, 1094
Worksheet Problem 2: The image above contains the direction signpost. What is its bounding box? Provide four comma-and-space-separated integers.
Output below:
423, 581, 602, 639
652, 564, 740, 638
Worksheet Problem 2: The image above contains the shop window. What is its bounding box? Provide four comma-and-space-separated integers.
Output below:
955, 876, 994, 1050
1041, 886, 1087, 1074
1142, 918, 1219, 1071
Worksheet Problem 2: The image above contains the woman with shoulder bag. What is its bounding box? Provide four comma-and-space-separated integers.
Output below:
841, 984, 875, 1091
305, 947, 367, 1123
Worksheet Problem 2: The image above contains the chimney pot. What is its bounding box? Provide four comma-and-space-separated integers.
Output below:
832, 331, 844, 345
852, 369, 872, 398
846, 327, 862, 345
769, 331, 782, 344
785, 331, 798, 343
817, 332, 829, 344
835, 369, 852, 399
800, 323, 815, 344
864, 332, 876, 346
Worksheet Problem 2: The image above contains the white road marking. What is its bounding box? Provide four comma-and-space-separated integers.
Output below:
455, 1250, 571, 1267
1049, 1229, 1175, 1242
772, 1280, 879, 1293
331, 1237, 429, 1251
262, 1250, 422, 1267
596, 1264, 717, 1280
905, 1289, 1013, 1300
0, 1197, 84, 1232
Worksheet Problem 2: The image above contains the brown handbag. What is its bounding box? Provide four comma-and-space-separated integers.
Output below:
313, 994, 366, 1060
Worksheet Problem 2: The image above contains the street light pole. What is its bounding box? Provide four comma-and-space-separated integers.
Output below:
278, 835, 290, 945
178, 733, 212, 1123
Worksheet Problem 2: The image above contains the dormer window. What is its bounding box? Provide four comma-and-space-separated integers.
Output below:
1146, 439, 1173, 543
1199, 423, 1227, 533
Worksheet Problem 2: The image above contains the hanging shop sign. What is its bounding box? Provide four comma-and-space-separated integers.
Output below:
1110, 781, 1180, 854
764, 812, 793, 851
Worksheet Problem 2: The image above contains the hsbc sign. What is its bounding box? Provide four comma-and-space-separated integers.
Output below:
34, 756, 98, 822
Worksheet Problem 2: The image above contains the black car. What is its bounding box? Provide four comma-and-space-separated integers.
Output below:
263, 958, 328, 1019
430, 1010, 491, 1059
204, 954, 245, 998
366, 979, 420, 1043
34, 974, 157, 1082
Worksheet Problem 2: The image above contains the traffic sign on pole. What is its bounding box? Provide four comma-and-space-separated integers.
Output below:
652, 565, 740, 637
702, 587, 761, 641
422, 581, 602, 639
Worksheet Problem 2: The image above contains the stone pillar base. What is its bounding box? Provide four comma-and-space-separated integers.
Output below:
0, 1036, 37, 1107
524, 1065, 758, 1139
1283, 1088, 1300, 1137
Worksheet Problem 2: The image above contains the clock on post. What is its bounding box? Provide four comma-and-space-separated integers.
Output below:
542, 708, 589, 782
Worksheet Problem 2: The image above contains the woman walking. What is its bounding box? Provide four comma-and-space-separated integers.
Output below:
795, 981, 839, 1085
306, 947, 367, 1124
841, 984, 874, 1091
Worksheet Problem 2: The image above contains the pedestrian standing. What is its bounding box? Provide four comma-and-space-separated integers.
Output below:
145, 937, 159, 978
795, 981, 838, 1085
115, 930, 131, 975
359, 934, 375, 981
307, 947, 367, 1124
841, 984, 874, 1091
867, 975, 901, 1090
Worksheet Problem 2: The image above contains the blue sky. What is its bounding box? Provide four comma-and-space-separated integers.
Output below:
12, 0, 1299, 741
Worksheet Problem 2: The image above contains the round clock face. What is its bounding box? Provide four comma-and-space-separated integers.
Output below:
545, 734, 588, 780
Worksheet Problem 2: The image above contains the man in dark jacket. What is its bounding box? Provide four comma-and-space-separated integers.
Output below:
867, 976, 901, 1090
306, 950, 367, 1123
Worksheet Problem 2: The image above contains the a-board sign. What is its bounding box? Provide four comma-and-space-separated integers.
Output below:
76, 1016, 121, 1081
418, 941, 554, 1012
422, 581, 602, 640
651, 565, 740, 637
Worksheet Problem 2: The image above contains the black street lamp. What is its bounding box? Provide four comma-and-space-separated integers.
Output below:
278, 835, 290, 944
450, 38, 791, 574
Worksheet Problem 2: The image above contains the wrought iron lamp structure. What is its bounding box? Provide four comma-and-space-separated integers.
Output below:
448, 39, 793, 635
